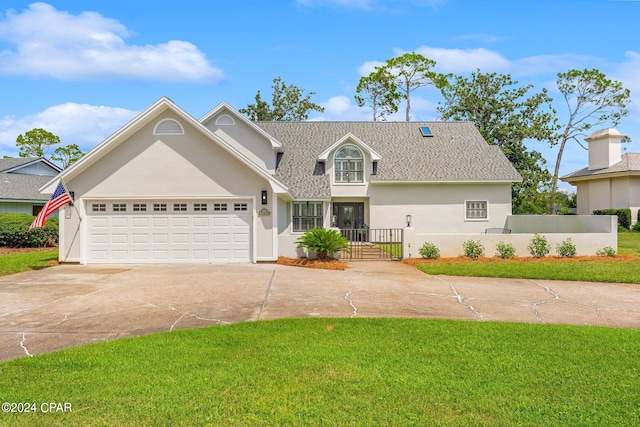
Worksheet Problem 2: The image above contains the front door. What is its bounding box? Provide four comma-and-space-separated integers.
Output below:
333, 203, 365, 230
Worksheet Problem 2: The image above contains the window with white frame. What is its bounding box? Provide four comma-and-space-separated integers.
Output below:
234, 203, 248, 211
153, 203, 167, 212
133, 203, 147, 212
112, 203, 127, 212
293, 201, 323, 232
465, 201, 488, 220
173, 203, 187, 212
335, 145, 363, 183
92, 203, 106, 212
194, 203, 208, 211
214, 203, 228, 211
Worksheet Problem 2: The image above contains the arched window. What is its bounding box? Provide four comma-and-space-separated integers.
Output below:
153, 119, 184, 135
215, 114, 235, 125
335, 145, 363, 183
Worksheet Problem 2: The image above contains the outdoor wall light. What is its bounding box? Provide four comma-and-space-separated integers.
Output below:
406, 214, 412, 227
261, 190, 268, 205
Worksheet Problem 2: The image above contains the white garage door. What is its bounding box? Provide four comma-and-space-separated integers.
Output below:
86, 200, 252, 263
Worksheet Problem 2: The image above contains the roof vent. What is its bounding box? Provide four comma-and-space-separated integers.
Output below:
420, 126, 433, 137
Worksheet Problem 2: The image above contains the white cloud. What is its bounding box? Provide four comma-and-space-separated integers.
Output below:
0, 3, 223, 82
357, 60, 385, 76
0, 103, 137, 157
414, 45, 512, 74
312, 96, 371, 120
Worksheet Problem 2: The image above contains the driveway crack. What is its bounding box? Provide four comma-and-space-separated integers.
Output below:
168, 307, 230, 332
344, 272, 364, 318
258, 269, 276, 320
433, 276, 484, 320
20, 332, 33, 357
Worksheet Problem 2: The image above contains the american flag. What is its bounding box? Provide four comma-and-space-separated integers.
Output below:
29, 182, 72, 229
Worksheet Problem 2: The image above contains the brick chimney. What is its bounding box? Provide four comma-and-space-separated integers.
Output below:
586, 128, 626, 170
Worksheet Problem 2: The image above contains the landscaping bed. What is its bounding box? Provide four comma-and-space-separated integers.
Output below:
277, 256, 349, 270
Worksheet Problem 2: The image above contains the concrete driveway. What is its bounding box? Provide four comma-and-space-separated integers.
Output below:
2, 261, 640, 361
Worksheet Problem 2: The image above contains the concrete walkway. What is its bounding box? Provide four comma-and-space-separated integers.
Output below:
1, 261, 640, 361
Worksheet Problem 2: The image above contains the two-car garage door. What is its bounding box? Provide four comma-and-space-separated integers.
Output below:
86, 200, 252, 263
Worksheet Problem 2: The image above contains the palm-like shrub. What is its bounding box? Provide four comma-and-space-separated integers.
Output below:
296, 228, 350, 260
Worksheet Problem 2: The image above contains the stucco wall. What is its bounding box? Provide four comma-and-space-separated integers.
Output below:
369, 183, 512, 234
404, 215, 618, 258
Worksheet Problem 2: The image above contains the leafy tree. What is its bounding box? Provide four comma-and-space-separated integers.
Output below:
549, 69, 631, 213
51, 144, 83, 169
16, 128, 60, 158
437, 71, 559, 214
15, 128, 84, 168
384, 52, 449, 121
354, 66, 402, 121
240, 77, 324, 121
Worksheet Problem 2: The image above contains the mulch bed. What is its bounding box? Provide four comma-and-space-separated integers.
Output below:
0, 246, 58, 256
276, 256, 349, 271
403, 255, 639, 265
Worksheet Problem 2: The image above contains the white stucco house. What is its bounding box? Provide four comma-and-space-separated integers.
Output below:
0, 157, 61, 216
561, 128, 640, 224
43, 97, 522, 264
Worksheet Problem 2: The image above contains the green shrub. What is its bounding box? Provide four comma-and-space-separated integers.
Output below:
418, 242, 440, 259
593, 208, 632, 230
296, 228, 350, 260
495, 242, 516, 259
463, 240, 484, 259
618, 225, 630, 233
556, 238, 577, 258
632, 221, 640, 232
527, 234, 550, 258
0, 213, 59, 248
596, 246, 616, 257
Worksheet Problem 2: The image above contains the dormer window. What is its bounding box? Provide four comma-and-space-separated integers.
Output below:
335, 145, 363, 183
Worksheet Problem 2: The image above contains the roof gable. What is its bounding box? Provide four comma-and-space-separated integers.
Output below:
0, 157, 61, 175
200, 102, 283, 150
42, 97, 289, 195
317, 133, 382, 161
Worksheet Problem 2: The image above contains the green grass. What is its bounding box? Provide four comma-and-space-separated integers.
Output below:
414, 258, 640, 283
0, 249, 58, 276
618, 232, 640, 257
1, 318, 639, 426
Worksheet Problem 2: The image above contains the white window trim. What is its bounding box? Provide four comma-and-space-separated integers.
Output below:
464, 200, 489, 221
153, 118, 184, 135
215, 114, 235, 125
292, 201, 324, 233
333, 145, 365, 185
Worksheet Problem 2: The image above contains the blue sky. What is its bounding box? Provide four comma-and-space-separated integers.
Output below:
0, 0, 639, 189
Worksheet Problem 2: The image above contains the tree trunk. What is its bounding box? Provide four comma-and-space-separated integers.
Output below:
549, 137, 568, 214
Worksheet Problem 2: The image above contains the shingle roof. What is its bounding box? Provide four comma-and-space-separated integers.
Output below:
561, 153, 640, 180
0, 173, 53, 201
0, 157, 36, 172
256, 121, 521, 199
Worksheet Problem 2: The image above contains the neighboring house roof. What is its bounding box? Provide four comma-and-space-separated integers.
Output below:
0, 173, 54, 201
0, 157, 62, 202
561, 153, 640, 181
256, 121, 522, 199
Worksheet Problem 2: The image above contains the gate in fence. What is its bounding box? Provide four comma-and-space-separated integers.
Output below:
339, 228, 403, 260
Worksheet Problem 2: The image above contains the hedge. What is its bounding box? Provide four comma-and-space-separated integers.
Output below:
0, 213, 59, 248
592, 208, 632, 230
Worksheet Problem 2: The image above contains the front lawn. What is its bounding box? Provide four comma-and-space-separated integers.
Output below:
0, 249, 58, 276
1, 318, 639, 426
